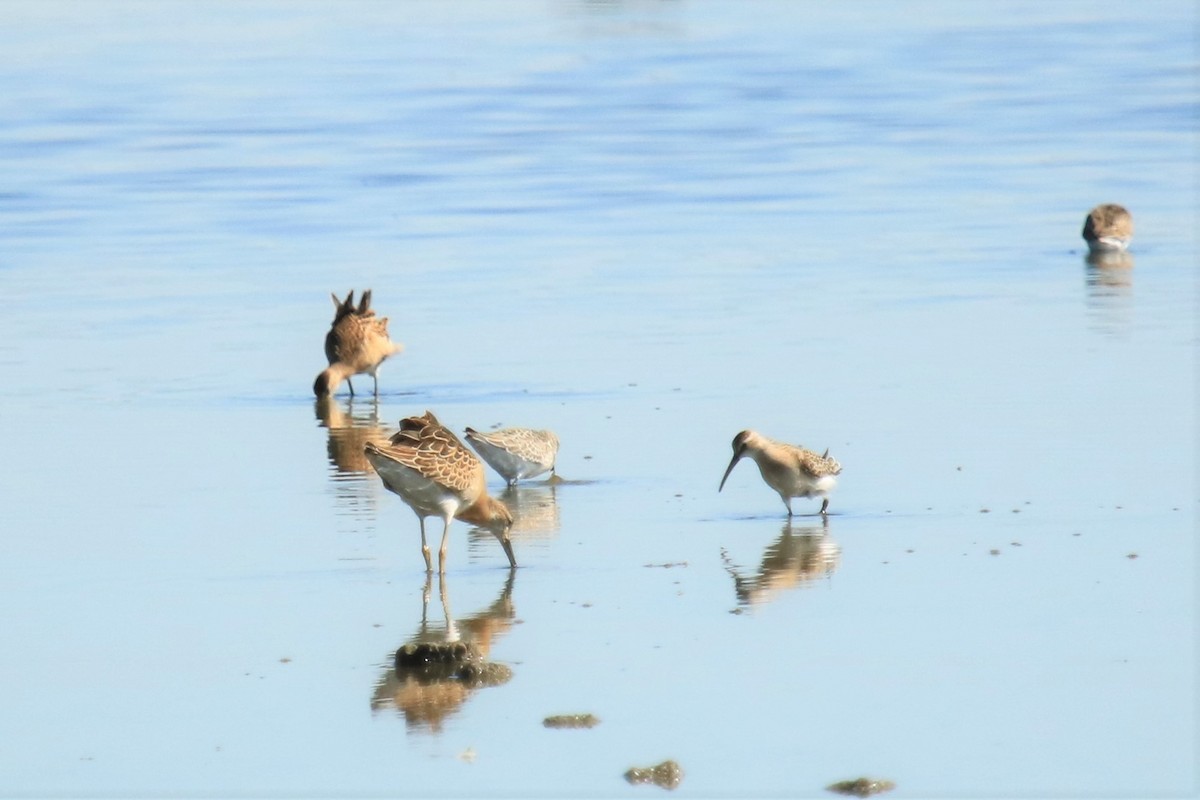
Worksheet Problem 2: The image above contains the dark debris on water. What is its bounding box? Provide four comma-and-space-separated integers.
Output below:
624, 759, 683, 790
827, 777, 896, 797
394, 642, 511, 686
542, 713, 600, 729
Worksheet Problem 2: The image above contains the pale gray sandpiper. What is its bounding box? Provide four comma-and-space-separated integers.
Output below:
364, 411, 515, 573
463, 426, 560, 486
718, 429, 842, 516
1082, 203, 1133, 253
313, 289, 404, 397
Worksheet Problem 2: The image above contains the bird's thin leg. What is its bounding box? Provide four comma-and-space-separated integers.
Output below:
784, 497, 794, 517
437, 515, 452, 574
346, 377, 356, 397
373, 372, 380, 397
419, 518, 432, 572
819, 498, 830, 515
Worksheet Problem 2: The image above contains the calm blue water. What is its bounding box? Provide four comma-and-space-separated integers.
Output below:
0, 2, 1195, 798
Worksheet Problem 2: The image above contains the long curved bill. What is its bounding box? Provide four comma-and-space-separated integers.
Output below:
495, 529, 517, 568
718, 452, 742, 492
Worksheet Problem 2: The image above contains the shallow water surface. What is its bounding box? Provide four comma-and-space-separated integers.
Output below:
0, 2, 1196, 798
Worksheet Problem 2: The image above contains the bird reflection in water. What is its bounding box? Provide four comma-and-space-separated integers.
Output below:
314, 395, 391, 515
721, 519, 841, 608
371, 570, 516, 733
1084, 250, 1134, 336
463, 482, 565, 564
503, 483, 562, 538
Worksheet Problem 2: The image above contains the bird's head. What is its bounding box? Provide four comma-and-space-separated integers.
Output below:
719, 429, 758, 492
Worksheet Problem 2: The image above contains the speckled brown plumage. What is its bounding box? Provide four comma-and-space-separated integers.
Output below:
364, 411, 514, 572
381, 412, 490, 497
719, 429, 842, 516
314, 289, 404, 397
1082, 204, 1133, 253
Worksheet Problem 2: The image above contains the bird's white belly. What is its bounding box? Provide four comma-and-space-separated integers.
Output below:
762, 464, 837, 498
1091, 236, 1130, 252
811, 474, 837, 496
371, 460, 462, 518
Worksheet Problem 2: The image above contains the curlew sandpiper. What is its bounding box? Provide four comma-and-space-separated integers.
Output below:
719, 430, 842, 516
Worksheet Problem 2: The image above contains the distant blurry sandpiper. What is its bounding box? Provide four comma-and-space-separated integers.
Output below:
364, 411, 515, 573
313, 289, 404, 397
1082, 204, 1133, 253
719, 430, 842, 516
464, 426, 559, 486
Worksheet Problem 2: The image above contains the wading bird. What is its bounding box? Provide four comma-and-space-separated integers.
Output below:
364, 411, 515, 572
1082, 204, 1133, 253
313, 289, 404, 397
718, 429, 842, 516
464, 426, 559, 486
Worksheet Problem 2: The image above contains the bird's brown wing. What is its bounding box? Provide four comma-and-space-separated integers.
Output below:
379, 412, 481, 493
791, 445, 841, 478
